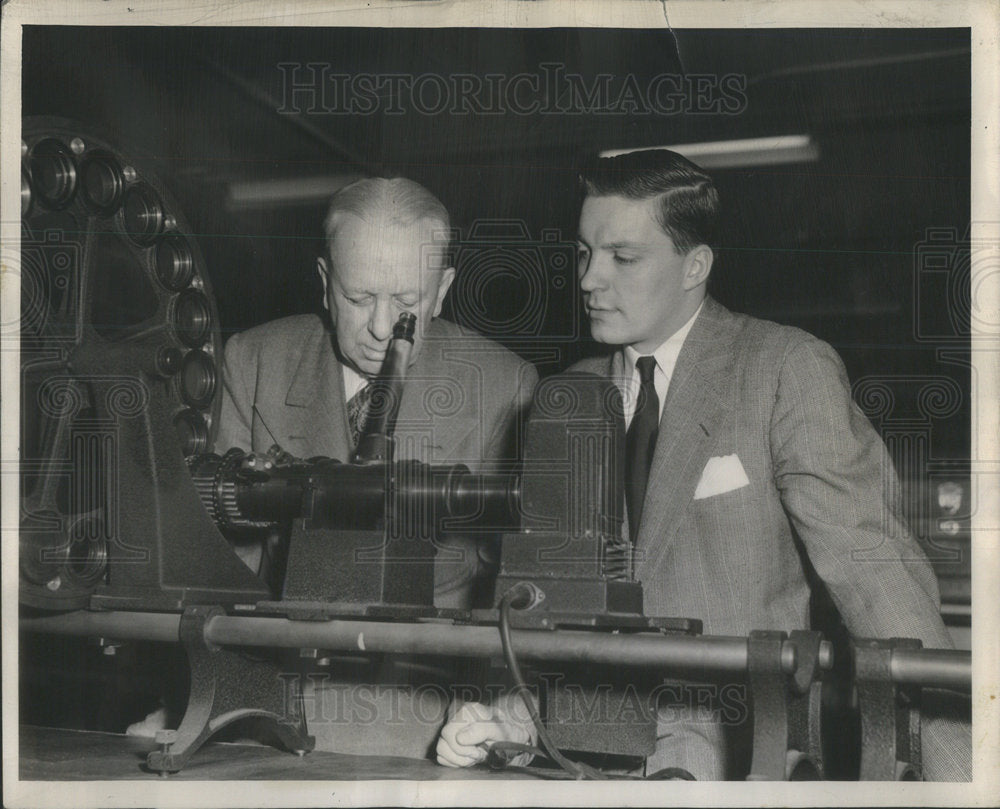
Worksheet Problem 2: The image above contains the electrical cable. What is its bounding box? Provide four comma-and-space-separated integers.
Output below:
490, 582, 696, 782
497, 584, 607, 780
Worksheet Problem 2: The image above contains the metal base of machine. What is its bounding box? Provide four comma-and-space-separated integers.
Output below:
145, 605, 314, 775
746, 630, 825, 781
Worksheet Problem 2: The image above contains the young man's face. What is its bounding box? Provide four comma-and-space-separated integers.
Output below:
318, 213, 455, 378
577, 194, 707, 354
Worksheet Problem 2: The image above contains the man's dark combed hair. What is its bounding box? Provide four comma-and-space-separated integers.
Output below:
578, 149, 720, 254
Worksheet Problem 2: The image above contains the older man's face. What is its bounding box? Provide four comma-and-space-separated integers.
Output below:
318, 213, 455, 378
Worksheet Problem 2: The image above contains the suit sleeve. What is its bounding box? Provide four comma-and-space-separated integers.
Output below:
770, 336, 969, 780
213, 332, 255, 453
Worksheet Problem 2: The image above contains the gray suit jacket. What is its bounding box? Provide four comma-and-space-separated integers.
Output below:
215, 313, 539, 604
570, 296, 969, 780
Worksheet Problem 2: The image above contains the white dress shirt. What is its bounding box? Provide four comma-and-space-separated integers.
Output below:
622, 302, 703, 430
342, 363, 368, 403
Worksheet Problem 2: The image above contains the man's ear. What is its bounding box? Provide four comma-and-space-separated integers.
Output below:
432, 267, 457, 318
681, 245, 713, 291
317, 257, 330, 312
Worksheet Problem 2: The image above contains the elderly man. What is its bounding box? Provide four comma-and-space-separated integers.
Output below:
215, 176, 537, 607
129, 177, 537, 757
437, 149, 970, 780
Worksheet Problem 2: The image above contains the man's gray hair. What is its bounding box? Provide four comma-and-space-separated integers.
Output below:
323, 177, 451, 253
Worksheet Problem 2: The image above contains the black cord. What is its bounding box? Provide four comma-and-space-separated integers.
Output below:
491, 583, 697, 783
497, 585, 607, 780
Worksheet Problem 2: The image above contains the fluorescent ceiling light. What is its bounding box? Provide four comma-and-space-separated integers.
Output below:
600, 135, 819, 169
227, 174, 361, 209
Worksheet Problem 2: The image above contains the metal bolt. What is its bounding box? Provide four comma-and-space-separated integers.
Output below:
818, 641, 834, 670
21, 140, 28, 156
123, 166, 137, 183
155, 729, 178, 775
780, 643, 798, 673
155, 729, 177, 744
70, 137, 86, 154
46, 576, 61, 591
164, 214, 177, 231
317, 657, 331, 667
157, 345, 182, 376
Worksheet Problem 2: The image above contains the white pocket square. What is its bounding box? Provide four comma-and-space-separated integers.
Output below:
693, 454, 750, 500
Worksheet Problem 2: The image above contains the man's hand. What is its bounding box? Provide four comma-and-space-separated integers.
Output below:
436, 698, 536, 768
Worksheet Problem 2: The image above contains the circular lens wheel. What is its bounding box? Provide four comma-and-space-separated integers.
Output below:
28, 138, 78, 209
80, 150, 125, 214
19, 117, 223, 609
122, 183, 165, 245
156, 235, 195, 291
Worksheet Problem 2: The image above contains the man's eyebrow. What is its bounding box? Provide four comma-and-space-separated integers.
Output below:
576, 238, 647, 250
338, 285, 372, 296
600, 241, 648, 250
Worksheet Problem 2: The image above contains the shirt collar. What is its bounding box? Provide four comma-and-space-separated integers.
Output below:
624, 301, 704, 378
342, 362, 368, 401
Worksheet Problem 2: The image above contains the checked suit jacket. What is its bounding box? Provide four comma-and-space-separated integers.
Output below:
569, 296, 970, 781
215, 313, 538, 605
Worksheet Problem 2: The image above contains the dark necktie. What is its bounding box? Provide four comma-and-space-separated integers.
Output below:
625, 355, 659, 540
346, 382, 372, 449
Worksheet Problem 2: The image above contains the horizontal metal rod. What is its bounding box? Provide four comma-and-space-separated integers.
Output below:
891, 647, 972, 692
22, 611, 969, 690
210, 615, 759, 673
23, 610, 770, 675
21, 610, 182, 643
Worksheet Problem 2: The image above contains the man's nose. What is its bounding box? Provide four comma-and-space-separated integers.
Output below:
579, 255, 604, 293
368, 298, 394, 342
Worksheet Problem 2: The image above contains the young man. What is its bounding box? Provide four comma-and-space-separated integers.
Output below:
437, 149, 970, 781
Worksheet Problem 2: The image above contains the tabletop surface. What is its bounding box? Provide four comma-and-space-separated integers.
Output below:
18, 725, 547, 782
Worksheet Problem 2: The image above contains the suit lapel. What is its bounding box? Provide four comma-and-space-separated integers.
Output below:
633, 299, 737, 570
283, 327, 351, 460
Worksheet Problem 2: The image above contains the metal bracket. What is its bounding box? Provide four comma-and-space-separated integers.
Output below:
146, 605, 315, 774
746, 630, 825, 780
854, 638, 922, 781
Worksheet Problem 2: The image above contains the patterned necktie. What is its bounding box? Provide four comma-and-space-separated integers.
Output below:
346, 382, 372, 449
625, 356, 659, 541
